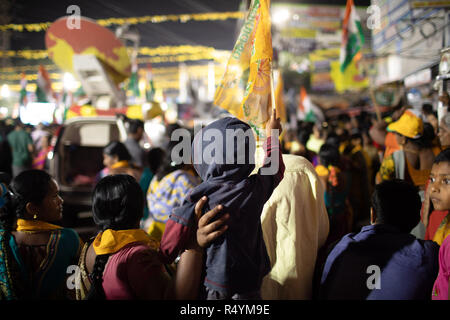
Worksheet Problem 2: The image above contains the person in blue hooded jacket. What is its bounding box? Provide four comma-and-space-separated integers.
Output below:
159, 109, 285, 300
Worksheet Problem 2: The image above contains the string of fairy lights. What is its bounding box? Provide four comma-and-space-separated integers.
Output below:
0, 11, 244, 95
0, 11, 244, 32
0, 45, 232, 93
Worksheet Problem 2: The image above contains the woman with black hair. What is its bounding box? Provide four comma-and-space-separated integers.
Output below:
75, 174, 229, 300
376, 111, 442, 239
143, 136, 200, 241
98, 140, 142, 182
0, 181, 23, 299
316, 143, 352, 246
0, 170, 82, 299
139, 147, 166, 226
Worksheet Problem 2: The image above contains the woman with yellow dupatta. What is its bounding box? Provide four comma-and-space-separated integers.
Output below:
76, 174, 229, 300
316, 143, 352, 247
4, 170, 82, 299
98, 141, 142, 182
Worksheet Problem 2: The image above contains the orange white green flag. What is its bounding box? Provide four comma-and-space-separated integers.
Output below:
19, 73, 28, 106
213, 0, 273, 139
298, 86, 324, 123
35, 65, 53, 103
340, 0, 365, 73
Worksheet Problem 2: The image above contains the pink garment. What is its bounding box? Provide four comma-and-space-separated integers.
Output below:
102, 243, 168, 300
432, 236, 450, 300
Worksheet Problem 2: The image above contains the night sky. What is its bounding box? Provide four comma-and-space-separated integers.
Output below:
5, 0, 372, 51
1, 0, 372, 72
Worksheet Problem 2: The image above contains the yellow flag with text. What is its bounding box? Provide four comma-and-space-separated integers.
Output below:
214, 0, 273, 138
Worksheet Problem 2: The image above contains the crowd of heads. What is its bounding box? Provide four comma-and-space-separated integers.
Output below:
0, 94, 449, 301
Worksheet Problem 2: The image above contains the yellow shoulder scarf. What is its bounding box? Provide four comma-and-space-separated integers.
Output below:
432, 215, 450, 246
315, 164, 330, 177
351, 145, 362, 155
111, 160, 130, 169
16, 218, 63, 232
93, 229, 159, 255
315, 165, 341, 187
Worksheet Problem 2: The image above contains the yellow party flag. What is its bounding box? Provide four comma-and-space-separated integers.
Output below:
214, 0, 273, 138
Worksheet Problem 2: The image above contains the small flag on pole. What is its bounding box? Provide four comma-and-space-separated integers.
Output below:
298, 86, 324, 123
146, 64, 155, 102
35, 65, 53, 103
127, 62, 140, 98
340, 0, 365, 73
19, 73, 28, 106
214, 0, 273, 138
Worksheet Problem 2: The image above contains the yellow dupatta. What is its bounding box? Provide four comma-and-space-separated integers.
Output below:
16, 218, 62, 232
93, 229, 159, 255
432, 215, 450, 246
111, 160, 130, 169
315, 165, 341, 187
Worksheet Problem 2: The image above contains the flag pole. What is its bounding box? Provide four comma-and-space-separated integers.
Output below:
270, 61, 276, 111
370, 86, 382, 122
361, 54, 382, 122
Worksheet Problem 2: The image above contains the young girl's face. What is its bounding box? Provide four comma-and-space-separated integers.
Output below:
429, 162, 450, 211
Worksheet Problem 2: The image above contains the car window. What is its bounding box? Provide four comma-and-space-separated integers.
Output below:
62, 122, 120, 146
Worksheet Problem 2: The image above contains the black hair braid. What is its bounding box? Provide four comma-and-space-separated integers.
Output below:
97, 200, 129, 232
0, 194, 14, 231
9, 193, 26, 220
0, 186, 29, 299
86, 254, 110, 300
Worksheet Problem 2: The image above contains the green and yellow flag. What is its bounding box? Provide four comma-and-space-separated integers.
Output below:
214, 0, 273, 138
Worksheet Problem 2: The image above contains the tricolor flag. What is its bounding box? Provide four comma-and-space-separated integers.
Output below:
127, 62, 140, 98
340, 0, 365, 73
146, 64, 155, 102
214, 0, 273, 138
298, 86, 324, 123
61, 91, 73, 108
35, 65, 53, 103
19, 73, 28, 106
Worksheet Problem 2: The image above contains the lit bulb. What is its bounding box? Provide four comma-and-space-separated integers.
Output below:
1, 84, 10, 98
273, 9, 290, 25
63, 73, 76, 91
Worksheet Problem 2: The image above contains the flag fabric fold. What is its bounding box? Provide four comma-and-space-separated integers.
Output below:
339, 0, 365, 73
19, 73, 28, 106
273, 70, 286, 124
145, 64, 155, 102
214, 0, 273, 138
298, 86, 324, 123
35, 65, 53, 103
127, 62, 140, 98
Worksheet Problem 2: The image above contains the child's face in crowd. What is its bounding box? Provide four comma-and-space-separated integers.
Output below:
429, 162, 450, 211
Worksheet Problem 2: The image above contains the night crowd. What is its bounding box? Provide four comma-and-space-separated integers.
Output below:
0, 95, 449, 300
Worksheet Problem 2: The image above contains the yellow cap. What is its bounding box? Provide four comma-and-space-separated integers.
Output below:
387, 109, 423, 139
